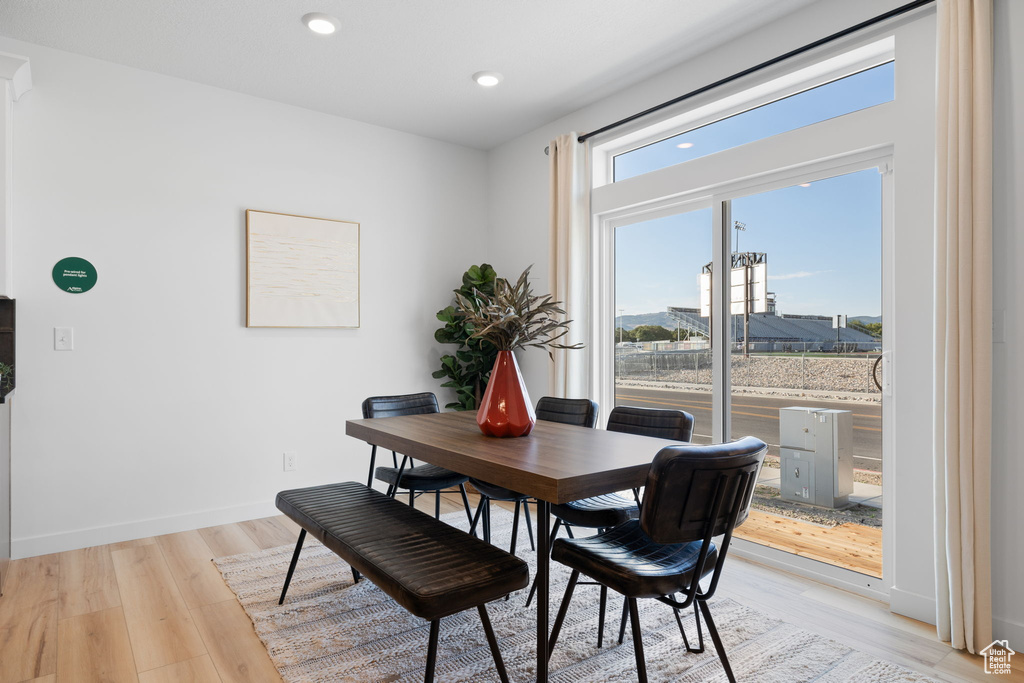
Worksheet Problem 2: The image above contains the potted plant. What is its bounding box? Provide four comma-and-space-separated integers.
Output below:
433, 264, 500, 410
454, 265, 581, 437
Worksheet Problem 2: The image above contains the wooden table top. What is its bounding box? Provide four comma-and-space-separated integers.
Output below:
345, 411, 682, 504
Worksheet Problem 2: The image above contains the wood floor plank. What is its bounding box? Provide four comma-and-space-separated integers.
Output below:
56, 606, 138, 683
191, 599, 282, 683
137, 655, 222, 683
110, 544, 207, 672
106, 537, 158, 552
24, 676, 57, 683
934, 648, 1024, 682
59, 545, 121, 620
237, 518, 296, 550
197, 525, 259, 558
155, 531, 234, 609
0, 553, 60, 682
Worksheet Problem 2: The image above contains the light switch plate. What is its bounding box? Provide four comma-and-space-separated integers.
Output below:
54, 327, 74, 351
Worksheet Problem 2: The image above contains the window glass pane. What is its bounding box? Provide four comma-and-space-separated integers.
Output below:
726, 168, 884, 578
613, 208, 714, 443
613, 62, 894, 182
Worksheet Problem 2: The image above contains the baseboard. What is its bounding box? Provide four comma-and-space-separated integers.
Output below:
993, 615, 1024, 651
889, 586, 937, 625
11, 499, 280, 559
731, 538, 889, 602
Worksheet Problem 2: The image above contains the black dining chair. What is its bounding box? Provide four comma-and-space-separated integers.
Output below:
469, 396, 598, 556
363, 392, 475, 526
547, 436, 767, 683
526, 405, 694, 640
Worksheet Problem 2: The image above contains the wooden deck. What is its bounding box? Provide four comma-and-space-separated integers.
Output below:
735, 509, 882, 578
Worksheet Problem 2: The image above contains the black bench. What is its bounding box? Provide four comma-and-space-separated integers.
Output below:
276, 481, 529, 683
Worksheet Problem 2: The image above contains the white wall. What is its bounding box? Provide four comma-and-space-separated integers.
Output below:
990, 0, 1024, 651
2, 37, 489, 557
487, 0, 1023, 647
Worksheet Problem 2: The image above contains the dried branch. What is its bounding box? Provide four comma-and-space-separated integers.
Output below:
453, 265, 584, 357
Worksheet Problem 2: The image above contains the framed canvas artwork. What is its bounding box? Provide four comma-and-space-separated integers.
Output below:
246, 210, 360, 328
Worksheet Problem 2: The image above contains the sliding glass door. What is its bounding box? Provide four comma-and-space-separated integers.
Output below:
612, 208, 714, 445
726, 169, 884, 579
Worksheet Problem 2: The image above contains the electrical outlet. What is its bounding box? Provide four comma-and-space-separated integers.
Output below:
54, 327, 74, 351
283, 451, 298, 472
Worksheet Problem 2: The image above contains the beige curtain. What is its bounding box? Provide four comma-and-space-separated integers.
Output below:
548, 133, 590, 398
933, 0, 993, 654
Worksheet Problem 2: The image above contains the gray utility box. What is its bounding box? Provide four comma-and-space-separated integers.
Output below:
778, 407, 854, 508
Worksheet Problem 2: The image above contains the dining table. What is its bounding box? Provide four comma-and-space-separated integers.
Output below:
345, 409, 683, 682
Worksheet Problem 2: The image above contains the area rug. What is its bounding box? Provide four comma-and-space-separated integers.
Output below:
214, 508, 936, 682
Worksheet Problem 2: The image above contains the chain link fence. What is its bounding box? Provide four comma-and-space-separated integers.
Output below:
615, 349, 882, 394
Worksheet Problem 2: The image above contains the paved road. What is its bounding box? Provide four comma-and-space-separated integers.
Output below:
614, 387, 882, 472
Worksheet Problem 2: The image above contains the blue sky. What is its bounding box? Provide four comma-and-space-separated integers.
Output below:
614, 63, 890, 319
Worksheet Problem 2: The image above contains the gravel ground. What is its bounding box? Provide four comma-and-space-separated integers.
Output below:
752, 485, 883, 528
617, 354, 882, 396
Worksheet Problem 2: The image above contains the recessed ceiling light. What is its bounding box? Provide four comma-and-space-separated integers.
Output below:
676, 142, 694, 149
473, 71, 503, 87
799, 183, 812, 187
302, 12, 339, 35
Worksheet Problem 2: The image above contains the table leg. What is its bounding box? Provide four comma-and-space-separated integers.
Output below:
537, 500, 550, 682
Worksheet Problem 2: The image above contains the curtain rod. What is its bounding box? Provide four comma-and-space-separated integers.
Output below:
544, 0, 934, 154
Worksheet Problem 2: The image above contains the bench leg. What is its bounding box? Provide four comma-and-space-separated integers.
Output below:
435, 489, 441, 519
424, 619, 440, 683
478, 604, 511, 683
278, 528, 307, 605
352, 568, 361, 584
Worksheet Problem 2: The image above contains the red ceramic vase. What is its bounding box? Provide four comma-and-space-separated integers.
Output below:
477, 350, 536, 437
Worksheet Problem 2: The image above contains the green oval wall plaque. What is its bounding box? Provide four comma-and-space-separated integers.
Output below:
52, 257, 97, 294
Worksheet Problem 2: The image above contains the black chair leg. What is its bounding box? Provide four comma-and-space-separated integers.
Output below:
597, 584, 608, 647
435, 489, 441, 519
510, 499, 521, 555
618, 597, 629, 644
424, 619, 440, 683
478, 604, 511, 683
409, 487, 415, 508
628, 598, 648, 683
483, 498, 492, 544
673, 596, 704, 653
469, 497, 486, 537
698, 598, 736, 683
458, 484, 475, 531
352, 568, 360, 584
367, 445, 377, 488
278, 529, 307, 605
524, 518, 562, 608
547, 569, 580, 655
523, 498, 535, 550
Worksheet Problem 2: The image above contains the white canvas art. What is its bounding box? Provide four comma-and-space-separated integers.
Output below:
246, 210, 360, 328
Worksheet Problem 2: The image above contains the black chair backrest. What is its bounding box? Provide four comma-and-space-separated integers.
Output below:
362, 392, 439, 419
535, 397, 599, 428
639, 436, 766, 545
606, 406, 694, 441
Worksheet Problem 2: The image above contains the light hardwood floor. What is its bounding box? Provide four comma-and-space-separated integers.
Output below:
0, 492, 1017, 683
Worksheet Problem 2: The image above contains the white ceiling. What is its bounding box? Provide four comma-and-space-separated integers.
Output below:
0, 0, 820, 149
